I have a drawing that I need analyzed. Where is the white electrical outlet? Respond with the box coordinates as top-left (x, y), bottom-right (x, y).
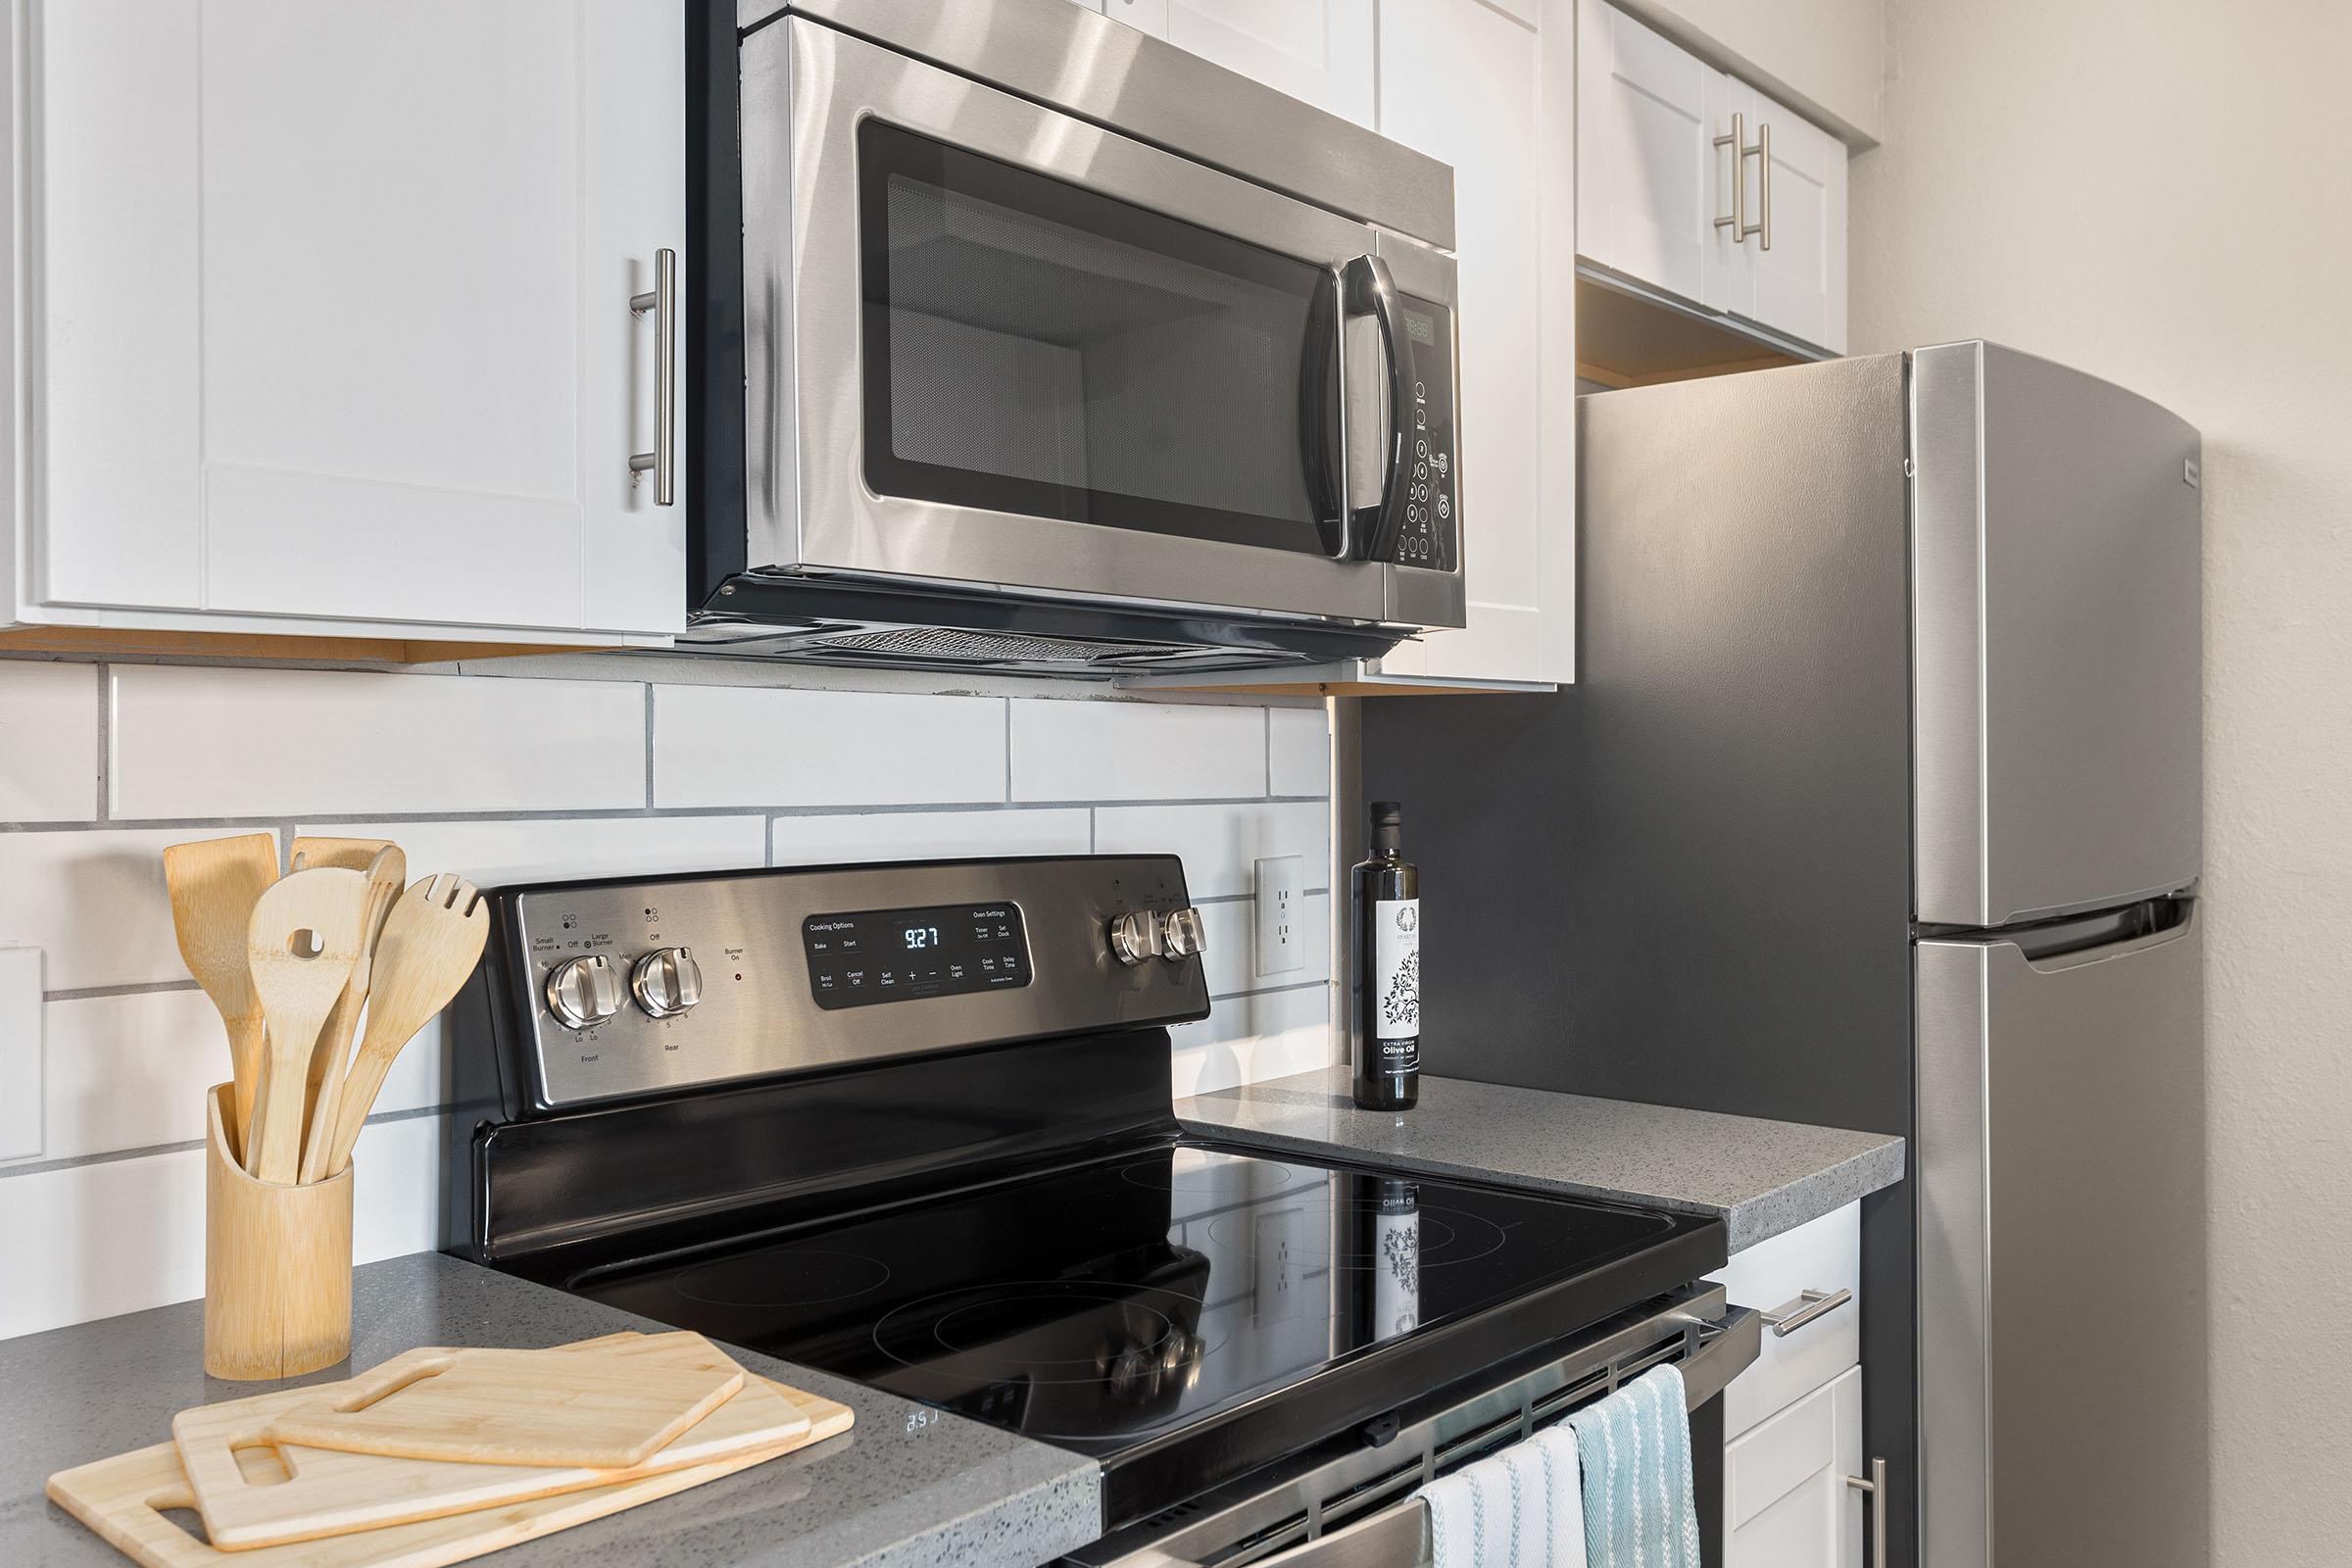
top-left (0, 946), bottom-right (42, 1163)
top-left (1254, 856), bottom-right (1306, 977)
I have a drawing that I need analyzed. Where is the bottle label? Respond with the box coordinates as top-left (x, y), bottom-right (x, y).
top-left (1373, 898), bottom-right (1421, 1054)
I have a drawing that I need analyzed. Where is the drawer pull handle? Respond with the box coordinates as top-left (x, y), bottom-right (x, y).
top-left (1761, 1287), bottom-right (1851, 1338)
top-left (1846, 1457), bottom-right (1886, 1567)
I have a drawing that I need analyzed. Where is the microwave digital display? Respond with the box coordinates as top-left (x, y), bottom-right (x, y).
top-left (1403, 309), bottom-right (1438, 348)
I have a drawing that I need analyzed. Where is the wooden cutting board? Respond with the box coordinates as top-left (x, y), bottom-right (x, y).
top-left (173, 1333), bottom-right (814, 1549)
top-left (261, 1333), bottom-right (743, 1468)
top-left (46, 1381), bottom-right (853, 1568)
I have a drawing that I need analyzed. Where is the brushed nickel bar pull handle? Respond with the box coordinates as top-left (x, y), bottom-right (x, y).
top-left (1846, 1456), bottom-right (1886, 1567)
top-left (1756, 120), bottom-right (1773, 250)
top-left (1761, 1286), bottom-right (1851, 1337)
top-left (629, 248), bottom-right (676, 507)
top-left (1712, 112), bottom-right (1746, 236)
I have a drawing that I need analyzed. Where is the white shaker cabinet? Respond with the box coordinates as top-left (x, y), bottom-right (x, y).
top-left (1154, 0), bottom-right (1378, 130)
top-left (1577, 0), bottom-right (1846, 354)
top-left (1370, 0), bottom-right (1573, 685)
top-left (1725, 1366), bottom-right (1866, 1568)
top-left (10, 0), bottom-right (685, 643)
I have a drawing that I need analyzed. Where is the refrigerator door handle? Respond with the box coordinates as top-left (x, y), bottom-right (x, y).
top-left (2004, 895), bottom-right (2195, 968)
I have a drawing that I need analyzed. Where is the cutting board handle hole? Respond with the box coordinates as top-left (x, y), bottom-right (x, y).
top-left (154, 1503), bottom-right (214, 1544)
top-left (230, 1443), bottom-right (293, 1487)
top-left (331, 1362), bottom-right (446, 1413)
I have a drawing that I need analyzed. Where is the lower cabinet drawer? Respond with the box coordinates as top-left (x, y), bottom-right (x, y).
top-left (1725, 1366), bottom-right (1863, 1568)
top-left (1706, 1200), bottom-right (1861, 1437)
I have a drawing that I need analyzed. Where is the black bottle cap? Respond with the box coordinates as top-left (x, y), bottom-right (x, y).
top-left (1369, 801), bottom-right (1403, 826)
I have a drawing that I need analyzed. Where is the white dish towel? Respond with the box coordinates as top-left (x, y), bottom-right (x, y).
top-left (1420, 1423), bottom-right (1587, 1568)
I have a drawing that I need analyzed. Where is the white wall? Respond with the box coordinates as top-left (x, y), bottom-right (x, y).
top-left (1849, 3), bottom-right (2352, 1560)
top-left (0, 657), bottom-right (1335, 1340)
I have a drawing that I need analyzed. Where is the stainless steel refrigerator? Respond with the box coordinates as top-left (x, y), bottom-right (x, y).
top-left (1360, 341), bottom-right (2205, 1568)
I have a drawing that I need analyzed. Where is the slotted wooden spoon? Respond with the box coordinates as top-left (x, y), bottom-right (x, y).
top-left (243, 867), bottom-right (368, 1184)
top-left (291, 841), bottom-right (405, 1183)
top-left (162, 833), bottom-right (280, 1155)
top-left (320, 874), bottom-right (490, 1177)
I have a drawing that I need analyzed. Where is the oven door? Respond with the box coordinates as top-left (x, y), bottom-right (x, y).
top-left (741, 16), bottom-right (1458, 626)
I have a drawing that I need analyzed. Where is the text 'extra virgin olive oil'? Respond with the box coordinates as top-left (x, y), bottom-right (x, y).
top-left (1350, 801), bottom-right (1421, 1110)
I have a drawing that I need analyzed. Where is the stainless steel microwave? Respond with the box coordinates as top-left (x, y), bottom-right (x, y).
top-left (684, 0), bottom-right (1466, 677)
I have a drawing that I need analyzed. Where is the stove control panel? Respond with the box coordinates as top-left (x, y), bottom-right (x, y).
top-left (494, 856), bottom-right (1208, 1109)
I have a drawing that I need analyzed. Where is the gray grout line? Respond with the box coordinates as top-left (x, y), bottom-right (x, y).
top-left (0, 1103), bottom-right (447, 1180)
top-left (1003, 699), bottom-right (1013, 803)
top-left (643, 684), bottom-right (657, 808)
top-left (1208, 979), bottom-right (1333, 1004)
top-left (1193, 889), bottom-right (1329, 905)
top-left (44, 980), bottom-right (203, 1003)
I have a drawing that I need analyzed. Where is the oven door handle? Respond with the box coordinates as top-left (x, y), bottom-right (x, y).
top-left (1174, 1304), bottom-right (1764, 1568)
top-left (1341, 253), bottom-right (1410, 564)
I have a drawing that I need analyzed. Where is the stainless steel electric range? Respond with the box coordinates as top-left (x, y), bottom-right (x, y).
top-left (445, 857), bottom-right (1758, 1565)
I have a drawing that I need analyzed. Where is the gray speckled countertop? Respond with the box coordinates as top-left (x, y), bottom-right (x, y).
top-left (0, 1252), bottom-right (1098, 1568)
top-left (1179, 1068), bottom-right (1904, 1252)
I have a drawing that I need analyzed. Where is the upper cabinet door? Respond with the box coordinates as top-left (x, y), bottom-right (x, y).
top-left (27, 1), bottom-right (685, 636)
top-left (1576, 0), bottom-right (1713, 305)
top-left (1730, 83), bottom-right (1848, 353)
top-left (1161, 0), bottom-right (1377, 129)
top-left (1375, 0), bottom-right (1559, 683)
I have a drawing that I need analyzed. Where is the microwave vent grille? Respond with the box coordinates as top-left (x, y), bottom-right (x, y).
top-left (808, 625), bottom-right (1199, 666)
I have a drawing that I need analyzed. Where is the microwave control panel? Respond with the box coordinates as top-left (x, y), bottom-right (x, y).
top-left (1392, 293), bottom-right (1457, 573)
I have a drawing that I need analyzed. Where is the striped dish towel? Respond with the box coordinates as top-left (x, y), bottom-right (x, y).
top-left (1562, 1363), bottom-right (1702, 1568)
top-left (1421, 1424), bottom-right (1587, 1568)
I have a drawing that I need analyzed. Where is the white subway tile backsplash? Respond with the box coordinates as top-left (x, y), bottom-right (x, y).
top-left (769, 808), bottom-right (1090, 866)
top-left (6, 661), bottom-right (1332, 1343)
top-left (40, 989), bottom-right (222, 1161)
top-left (1170, 985), bottom-right (1334, 1099)
top-left (1267, 705), bottom-right (1329, 797)
top-left (0, 1114), bottom-right (448, 1340)
top-left (0, 662), bottom-right (99, 820)
top-left (0, 828), bottom-right (199, 991)
top-left (1201, 892), bottom-right (1330, 999)
top-left (111, 666), bottom-right (645, 819)
top-left (308, 816), bottom-right (769, 889)
top-left (0, 1146), bottom-right (205, 1339)
top-left (655, 685), bottom-right (1004, 808)
top-left (1009, 700), bottom-right (1265, 802)
top-left (1094, 801), bottom-right (1329, 899)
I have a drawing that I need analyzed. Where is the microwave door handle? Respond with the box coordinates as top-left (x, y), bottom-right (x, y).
top-left (1342, 254), bottom-right (1410, 563)
top-left (1302, 268), bottom-right (1349, 559)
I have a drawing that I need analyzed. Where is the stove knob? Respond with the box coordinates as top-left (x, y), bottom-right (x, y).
top-left (545, 955), bottom-right (623, 1030)
top-left (1161, 906), bottom-right (1206, 961)
top-left (630, 946), bottom-right (704, 1019)
top-left (1108, 908), bottom-right (1164, 966)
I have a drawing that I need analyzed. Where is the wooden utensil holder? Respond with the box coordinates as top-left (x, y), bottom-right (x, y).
top-left (203, 1082), bottom-right (353, 1380)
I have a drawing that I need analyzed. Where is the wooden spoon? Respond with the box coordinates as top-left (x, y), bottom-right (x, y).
top-left (290, 841), bottom-right (406, 1183)
top-left (162, 834), bottom-right (280, 1156)
top-left (243, 867), bottom-right (368, 1184)
top-left (321, 874), bottom-right (490, 1177)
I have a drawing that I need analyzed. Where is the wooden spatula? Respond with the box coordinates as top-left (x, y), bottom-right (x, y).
top-left (319, 874), bottom-right (490, 1177)
top-left (162, 834), bottom-right (280, 1155)
top-left (291, 842), bottom-right (405, 1183)
top-left (243, 867), bottom-right (368, 1184)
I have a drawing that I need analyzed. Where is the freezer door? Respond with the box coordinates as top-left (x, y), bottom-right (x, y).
top-left (1916, 903), bottom-right (2205, 1568)
top-left (1911, 341), bottom-right (2203, 927)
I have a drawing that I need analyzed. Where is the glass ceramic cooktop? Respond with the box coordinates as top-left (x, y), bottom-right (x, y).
top-left (573, 1142), bottom-right (1683, 1455)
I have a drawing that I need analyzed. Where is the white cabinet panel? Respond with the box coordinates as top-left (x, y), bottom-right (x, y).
top-left (1731, 82), bottom-right (1846, 352)
top-left (1165, 0), bottom-right (1376, 128)
top-left (24, 1), bottom-right (685, 637)
top-left (1708, 1200), bottom-right (1862, 1437)
top-left (1725, 1366), bottom-right (1864, 1568)
top-left (1375, 0), bottom-right (1567, 685)
top-left (1577, 0), bottom-right (1712, 305)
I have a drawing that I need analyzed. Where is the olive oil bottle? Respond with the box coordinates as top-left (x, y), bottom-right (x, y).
top-left (1349, 801), bottom-right (1421, 1110)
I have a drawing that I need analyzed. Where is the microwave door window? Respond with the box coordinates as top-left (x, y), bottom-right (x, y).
top-left (858, 122), bottom-right (1343, 558)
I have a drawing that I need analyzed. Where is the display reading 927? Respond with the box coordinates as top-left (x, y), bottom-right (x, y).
top-left (802, 903), bottom-right (1030, 1009)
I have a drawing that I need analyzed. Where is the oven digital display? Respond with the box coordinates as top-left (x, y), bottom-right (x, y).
top-left (802, 903), bottom-right (1030, 1009)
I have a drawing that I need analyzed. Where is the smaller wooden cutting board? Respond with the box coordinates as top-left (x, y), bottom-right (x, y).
top-left (47, 1379), bottom-right (853, 1568)
top-left (262, 1333), bottom-right (742, 1468)
top-left (173, 1332), bottom-right (813, 1549)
